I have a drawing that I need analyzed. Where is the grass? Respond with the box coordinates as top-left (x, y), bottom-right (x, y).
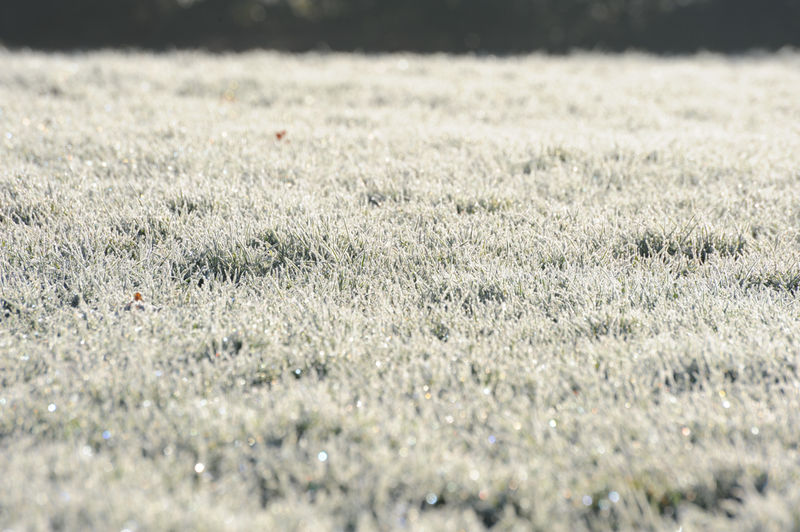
top-left (1, 49), bottom-right (800, 530)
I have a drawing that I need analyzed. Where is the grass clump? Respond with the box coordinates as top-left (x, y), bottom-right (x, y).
top-left (740, 271), bottom-right (800, 294)
top-left (0, 201), bottom-right (49, 226)
top-left (619, 225), bottom-right (747, 264)
top-left (165, 194), bottom-right (215, 217)
top-left (175, 243), bottom-right (272, 285)
top-left (454, 197), bottom-right (513, 215)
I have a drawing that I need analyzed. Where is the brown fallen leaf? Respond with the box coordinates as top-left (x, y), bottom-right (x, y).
top-left (123, 292), bottom-right (156, 312)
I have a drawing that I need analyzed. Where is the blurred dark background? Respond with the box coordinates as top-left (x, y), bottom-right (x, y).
top-left (1, 0), bottom-right (798, 53)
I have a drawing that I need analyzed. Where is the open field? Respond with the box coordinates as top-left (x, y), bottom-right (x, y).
top-left (1, 49), bottom-right (800, 530)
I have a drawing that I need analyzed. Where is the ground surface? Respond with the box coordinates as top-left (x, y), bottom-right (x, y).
top-left (1, 50), bottom-right (800, 531)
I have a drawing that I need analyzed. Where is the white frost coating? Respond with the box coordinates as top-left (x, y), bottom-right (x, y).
top-left (0, 50), bottom-right (799, 530)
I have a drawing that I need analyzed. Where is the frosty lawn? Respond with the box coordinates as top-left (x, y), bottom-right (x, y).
top-left (1, 50), bottom-right (799, 530)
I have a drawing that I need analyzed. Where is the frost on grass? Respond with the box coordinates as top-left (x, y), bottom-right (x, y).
top-left (1, 50), bottom-right (800, 530)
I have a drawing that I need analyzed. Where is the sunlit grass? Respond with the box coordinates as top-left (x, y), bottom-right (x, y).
top-left (1, 49), bottom-right (799, 530)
